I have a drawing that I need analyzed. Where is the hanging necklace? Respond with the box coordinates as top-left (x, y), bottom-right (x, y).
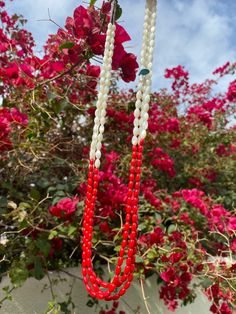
top-left (82, 0), bottom-right (157, 301)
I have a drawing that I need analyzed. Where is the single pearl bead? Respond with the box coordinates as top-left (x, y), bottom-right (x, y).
top-left (101, 110), bottom-right (106, 117)
top-left (105, 74), bottom-right (111, 82)
top-left (95, 159), bottom-right (100, 168)
top-left (100, 117), bottom-right (106, 125)
top-left (143, 103), bottom-right (149, 112)
top-left (92, 133), bottom-right (97, 141)
top-left (141, 121), bottom-right (148, 130)
top-left (95, 150), bottom-right (101, 159)
top-left (99, 125), bottom-right (105, 133)
top-left (144, 94), bottom-right (150, 103)
top-left (133, 127), bottom-right (139, 136)
top-left (132, 136), bottom-right (138, 146)
top-left (134, 119), bottom-right (139, 127)
top-left (136, 90), bottom-right (142, 100)
top-left (96, 142), bottom-right (102, 150)
top-left (109, 43), bottom-right (114, 51)
top-left (91, 141), bottom-right (96, 149)
top-left (90, 150), bottom-right (95, 159)
top-left (134, 108), bottom-right (140, 118)
top-left (93, 125), bottom-right (99, 132)
top-left (94, 117), bottom-right (99, 124)
top-left (98, 133), bottom-right (103, 141)
top-left (142, 112), bottom-right (149, 121)
top-left (140, 129), bottom-right (147, 140)
top-left (136, 99), bottom-right (142, 108)
top-left (105, 64), bottom-right (111, 71)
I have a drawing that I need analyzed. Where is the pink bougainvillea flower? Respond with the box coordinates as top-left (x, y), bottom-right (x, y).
top-left (226, 80), bottom-right (236, 102)
top-left (227, 217), bottom-right (236, 232)
top-left (115, 23), bottom-right (131, 44)
top-left (101, 1), bottom-right (111, 14)
top-left (120, 53), bottom-right (138, 82)
top-left (49, 197), bottom-right (79, 219)
top-left (10, 108), bottom-right (28, 126)
top-left (73, 6), bottom-right (94, 38)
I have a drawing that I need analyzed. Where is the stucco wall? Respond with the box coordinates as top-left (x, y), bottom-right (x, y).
top-left (0, 268), bottom-right (212, 314)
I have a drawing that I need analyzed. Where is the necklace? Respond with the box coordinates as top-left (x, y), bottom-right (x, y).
top-left (82, 0), bottom-right (157, 301)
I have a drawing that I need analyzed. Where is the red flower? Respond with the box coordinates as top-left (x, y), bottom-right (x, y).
top-left (101, 2), bottom-right (111, 14)
top-left (228, 217), bottom-right (236, 232)
top-left (139, 227), bottom-right (164, 247)
top-left (230, 239), bottom-right (236, 252)
top-left (165, 65), bottom-right (188, 80)
top-left (160, 267), bottom-right (179, 285)
top-left (115, 24), bottom-right (131, 44)
top-left (213, 61), bottom-right (230, 76)
top-left (219, 302), bottom-right (232, 314)
top-left (119, 53), bottom-right (138, 82)
top-left (89, 33), bottom-right (106, 55)
top-left (169, 252), bottom-right (183, 264)
top-left (49, 197), bottom-right (79, 219)
top-left (151, 148), bottom-right (176, 178)
top-left (99, 221), bottom-right (111, 234)
top-left (1, 63), bottom-right (19, 79)
top-left (227, 80), bottom-right (236, 102)
top-left (10, 108), bottom-right (28, 126)
top-left (73, 6), bottom-right (93, 39)
top-left (49, 237), bottom-right (63, 258)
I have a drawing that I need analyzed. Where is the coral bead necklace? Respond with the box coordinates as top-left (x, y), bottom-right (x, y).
top-left (82, 0), bottom-right (157, 300)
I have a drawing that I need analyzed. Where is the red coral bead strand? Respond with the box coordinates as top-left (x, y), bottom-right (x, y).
top-left (82, 143), bottom-right (143, 299)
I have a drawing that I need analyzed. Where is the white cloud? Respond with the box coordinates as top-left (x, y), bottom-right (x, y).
top-left (6, 0), bottom-right (79, 52)
top-left (6, 0), bottom-right (236, 93)
top-left (120, 0), bottom-right (235, 92)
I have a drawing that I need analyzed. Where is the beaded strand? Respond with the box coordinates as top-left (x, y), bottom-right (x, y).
top-left (82, 0), bottom-right (157, 301)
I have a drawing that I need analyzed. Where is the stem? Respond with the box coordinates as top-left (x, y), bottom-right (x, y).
top-left (140, 278), bottom-right (152, 314)
top-left (111, 0), bottom-right (117, 24)
top-left (35, 61), bottom-right (85, 89)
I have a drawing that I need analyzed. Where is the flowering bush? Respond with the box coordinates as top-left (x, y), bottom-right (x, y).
top-left (0, 1), bottom-right (235, 313)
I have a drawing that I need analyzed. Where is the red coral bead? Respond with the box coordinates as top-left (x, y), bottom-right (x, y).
top-left (117, 257), bottom-right (123, 266)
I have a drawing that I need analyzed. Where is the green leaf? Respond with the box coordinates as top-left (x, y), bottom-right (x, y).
top-left (59, 42), bottom-right (75, 51)
top-left (147, 249), bottom-right (157, 259)
top-left (52, 196), bottom-right (65, 206)
top-left (34, 256), bottom-right (44, 280)
top-left (139, 68), bottom-right (150, 76)
top-left (36, 239), bottom-right (51, 257)
top-left (114, 245), bottom-right (121, 252)
top-left (135, 256), bottom-right (143, 263)
top-left (47, 92), bottom-right (57, 100)
top-left (167, 224), bottom-right (176, 234)
top-left (0, 197), bottom-right (7, 215)
top-left (52, 102), bottom-right (63, 115)
top-left (0, 196), bottom-right (7, 208)
top-left (115, 4), bottom-right (122, 21)
top-left (90, 0), bottom-right (97, 6)
top-left (68, 225), bottom-right (77, 237)
top-left (0, 207), bottom-right (7, 215)
top-left (30, 189), bottom-right (40, 201)
top-left (201, 278), bottom-right (213, 288)
top-left (9, 263), bottom-right (29, 287)
top-left (48, 230), bottom-right (58, 240)
top-left (59, 302), bottom-right (70, 314)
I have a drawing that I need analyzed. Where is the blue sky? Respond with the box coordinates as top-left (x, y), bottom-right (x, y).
top-left (5, 0), bottom-right (236, 93)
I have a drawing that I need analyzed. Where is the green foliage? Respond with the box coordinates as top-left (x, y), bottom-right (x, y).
top-left (59, 42), bottom-right (75, 51)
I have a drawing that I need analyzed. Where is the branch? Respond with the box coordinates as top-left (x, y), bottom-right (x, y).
top-left (140, 278), bottom-right (152, 314)
top-left (35, 61), bottom-right (85, 89)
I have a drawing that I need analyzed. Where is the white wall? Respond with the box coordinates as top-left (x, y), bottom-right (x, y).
top-left (0, 268), bottom-right (212, 314)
